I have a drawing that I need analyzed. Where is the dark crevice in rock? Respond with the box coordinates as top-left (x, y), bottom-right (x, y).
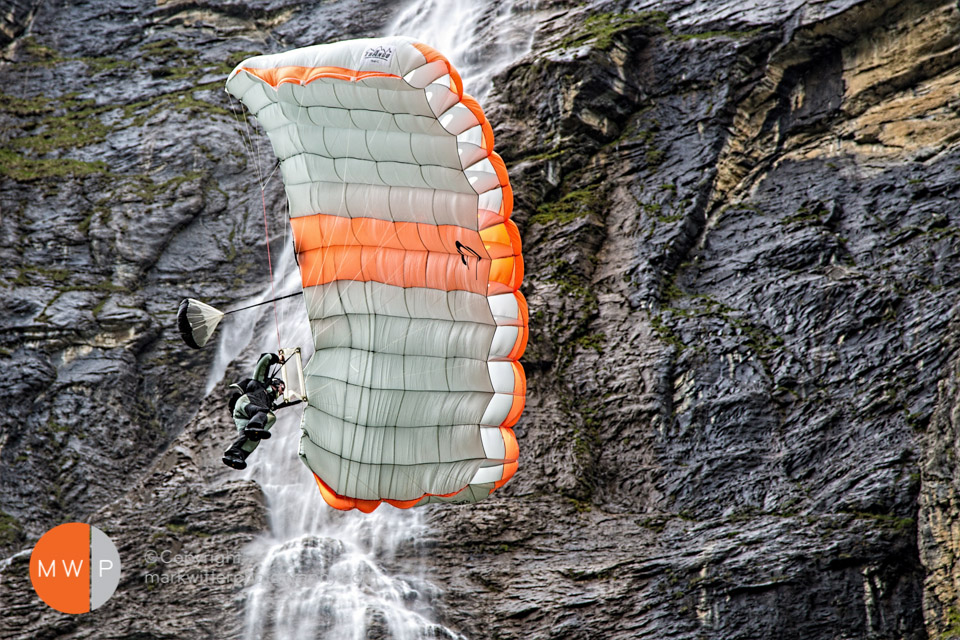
top-left (0, 0), bottom-right (42, 48)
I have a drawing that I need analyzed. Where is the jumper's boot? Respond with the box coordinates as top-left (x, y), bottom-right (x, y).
top-left (222, 437), bottom-right (249, 470)
top-left (244, 412), bottom-right (271, 441)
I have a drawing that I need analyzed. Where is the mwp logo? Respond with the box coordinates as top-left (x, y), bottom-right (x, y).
top-left (29, 523), bottom-right (121, 613)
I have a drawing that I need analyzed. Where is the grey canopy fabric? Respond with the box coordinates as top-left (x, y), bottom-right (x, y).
top-left (225, 37), bottom-right (526, 512)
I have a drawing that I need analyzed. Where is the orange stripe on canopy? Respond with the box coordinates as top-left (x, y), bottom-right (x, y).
top-left (411, 42), bottom-right (464, 98)
top-left (290, 213), bottom-right (523, 295)
top-left (313, 472), bottom-right (481, 512)
top-left (238, 65), bottom-right (401, 87)
top-left (461, 95), bottom-right (495, 151)
top-left (494, 461), bottom-right (519, 489)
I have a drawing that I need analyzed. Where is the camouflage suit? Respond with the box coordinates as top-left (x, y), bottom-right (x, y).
top-left (222, 353), bottom-right (281, 468)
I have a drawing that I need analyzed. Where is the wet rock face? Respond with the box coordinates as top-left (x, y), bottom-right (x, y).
top-left (1, 0), bottom-right (959, 638)
top-left (0, 0), bottom-right (398, 545)
top-left (425, 1), bottom-right (958, 638)
top-left (920, 318), bottom-right (960, 637)
top-left (0, 1), bottom-right (396, 635)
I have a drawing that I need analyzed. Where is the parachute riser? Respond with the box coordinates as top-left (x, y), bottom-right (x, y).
top-left (278, 347), bottom-right (307, 404)
top-left (176, 293), bottom-right (303, 350)
top-left (224, 291), bottom-right (302, 316)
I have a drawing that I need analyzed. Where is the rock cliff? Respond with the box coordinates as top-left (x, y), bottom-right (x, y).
top-left (1, 0), bottom-right (959, 638)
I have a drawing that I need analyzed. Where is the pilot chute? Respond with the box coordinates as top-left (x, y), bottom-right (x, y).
top-left (176, 292), bottom-right (302, 349)
top-left (225, 37), bottom-right (527, 512)
top-left (177, 298), bottom-right (224, 349)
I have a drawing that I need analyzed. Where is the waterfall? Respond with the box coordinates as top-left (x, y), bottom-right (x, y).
top-left (390, 0), bottom-right (541, 102)
top-left (230, 263), bottom-right (456, 640)
top-left (207, 2), bottom-right (542, 637)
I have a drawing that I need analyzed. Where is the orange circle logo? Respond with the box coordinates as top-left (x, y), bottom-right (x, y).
top-left (29, 523), bottom-right (121, 613)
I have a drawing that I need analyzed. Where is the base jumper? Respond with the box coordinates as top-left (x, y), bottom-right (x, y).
top-left (222, 352), bottom-right (287, 470)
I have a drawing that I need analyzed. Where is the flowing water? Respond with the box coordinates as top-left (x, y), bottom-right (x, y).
top-left (390, 0), bottom-right (541, 102)
top-left (210, 2), bottom-right (544, 637)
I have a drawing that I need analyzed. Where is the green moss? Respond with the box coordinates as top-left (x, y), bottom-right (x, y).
top-left (41, 415), bottom-right (71, 436)
top-left (650, 315), bottom-right (686, 351)
top-left (638, 517), bottom-right (667, 533)
top-left (567, 497), bottom-right (592, 513)
top-left (0, 511), bottom-right (22, 547)
top-left (140, 38), bottom-right (195, 61)
top-left (732, 317), bottom-right (785, 356)
top-left (940, 607), bottom-right (960, 639)
top-left (140, 39), bottom-right (204, 80)
top-left (531, 186), bottom-right (602, 226)
top-left (91, 296), bottom-right (109, 318)
top-left (781, 210), bottom-right (821, 225)
top-left (77, 211), bottom-right (96, 234)
top-left (86, 280), bottom-right (128, 294)
top-left (659, 268), bottom-right (782, 359)
top-left (726, 506), bottom-right (762, 523)
top-left (905, 410), bottom-right (927, 431)
top-left (217, 50), bottom-right (265, 74)
top-left (138, 42), bottom-right (259, 83)
top-left (168, 88), bottom-right (232, 117)
top-left (123, 82), bottom-right (232, 126)
top-left (517, 146), bottom-right (564, 164)
top-left (845, 510), bottom-right (916, 533)
top-left (17, 36), bottom-right (65, 66)
top-left (735, 202), bottom-right (766, 215)
top-left (0, 92), bottom-right (119, 181)
top-left (0, 149), bottom-right (108, 182)
top-left (537, 251), bottom-right (608, 502)
top-left (654, 279), bottom-right (787, 363)
top-left (1, 85), bottom-right (230, 187)
top-left (559, 11), bottom-right (670, 51)
top-left (645, 148), bottom-right (666, 167)
top-left (656, 211), bottom-right (684, 223)
top-left (574, 332), bottom-right (606, 353)
top-left (781, 201), bottom-right (828, 226)
top-left (0, 93), bottom-right (54, 117)
top-left (81, 56), bottom-right (136, 75)
top-left (615, 122), bottom-right (656, 147)
top-left (13, 36), bottom-right (136, 76)
top-left (661, 277), bottom-right (684, 302)
top-left (12, 264), bottom-right (71, 285)
top-left (545, 259), bottom-right (597, 304)
top-left (133, 171), bottom-right (205, 203)
top-left (11, 99), bottom-right (113, 155)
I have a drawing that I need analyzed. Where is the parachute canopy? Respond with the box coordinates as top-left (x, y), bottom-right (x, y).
top-left (177, 298), bottom-right (225, 349)
top-left (225, 37), bottom-right (527, 512)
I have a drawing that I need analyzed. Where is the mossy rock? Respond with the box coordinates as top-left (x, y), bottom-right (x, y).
top-left (559, 12), bottom-right (669, 51)
top-left (0, 510), bottom-right (24, 548)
